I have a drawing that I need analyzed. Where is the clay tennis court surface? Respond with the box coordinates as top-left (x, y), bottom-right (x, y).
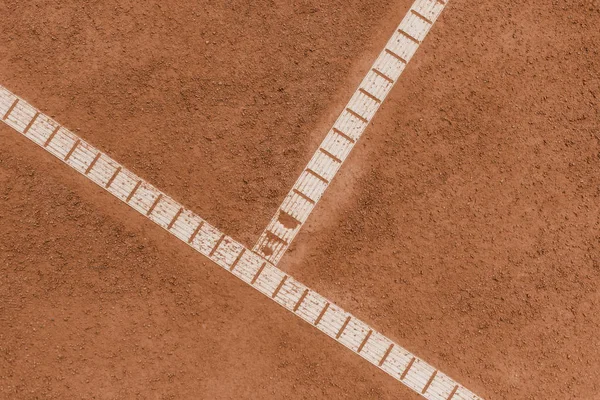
top-left (1, 0), bottom-right (599, 398)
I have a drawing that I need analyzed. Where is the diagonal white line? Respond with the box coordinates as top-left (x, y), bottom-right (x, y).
top-left (253, 0), bottom-right (449, 265)
top-left (0, 83), bottom-right (482, 399)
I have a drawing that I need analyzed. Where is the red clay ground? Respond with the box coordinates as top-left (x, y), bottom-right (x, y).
top-left (2, 0), bottom-right (600, 399)
top-left (0, 0), bottom-right (411, 246)
top-left (285, 1), bottom-right (600, 399)
top-left (0, 145), bottom-right (420, 399)
top-left (0, 0), bottom-right (427, 399)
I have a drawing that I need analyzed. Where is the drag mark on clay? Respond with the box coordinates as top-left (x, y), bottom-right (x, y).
top-left (253, 0), bottom-right (450, 265)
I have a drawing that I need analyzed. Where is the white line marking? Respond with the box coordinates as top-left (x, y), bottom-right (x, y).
top-left (253, 0), bottom-right (448, 264)
top-left (0, 69), bottom-right (481, 400)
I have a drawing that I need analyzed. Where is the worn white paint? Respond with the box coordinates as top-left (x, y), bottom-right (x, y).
top-left (254, 0), bottom-right (449, 266)
top-left (0, 3), bottom-right (482, 396)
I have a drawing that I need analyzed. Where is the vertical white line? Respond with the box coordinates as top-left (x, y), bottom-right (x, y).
top-left (253, 0), bottom-right (449, 265)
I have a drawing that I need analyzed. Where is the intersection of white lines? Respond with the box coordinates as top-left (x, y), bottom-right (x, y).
top-left (0, 0), bottom-right (483, 398)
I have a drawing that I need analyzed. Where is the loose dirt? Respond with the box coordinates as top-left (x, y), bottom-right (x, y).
top-left (284, 1), bottom-right (600, 399)
top-left (3, 0), bottom-right (599, 398)
top-left (0, 0), bottom-right (430, 399)
top-left (0, 139), bottom-right (421, 399)
top-left (0, 0), bottom-right (409, 246)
